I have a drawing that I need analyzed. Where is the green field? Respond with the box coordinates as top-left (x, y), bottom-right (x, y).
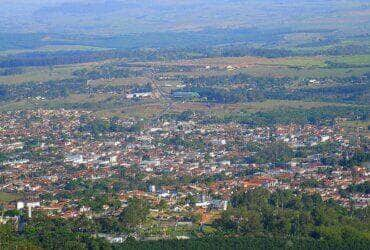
top-left (0, 192), bottom-right (21, 203)
top-left (0, 45), bottom-right (107, 56)
top-left (0, 65), bottom-right (81, 84)
top-left (240, 65), bottom-right (370, 78)
top-left (329, 55), bottom-right (370, 66)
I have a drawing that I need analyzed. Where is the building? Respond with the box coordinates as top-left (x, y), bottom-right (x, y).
top-left (126, 92), bottom-right (152, 99)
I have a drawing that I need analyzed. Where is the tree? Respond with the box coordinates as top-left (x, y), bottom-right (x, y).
top-left (119, 198), bottom-right (150, 228)
top-left (252, 142), bottom-right (293, 164)
top-left (157, 200), bottom-right (168, 211)
top-left (238, 209), bottom-right (263, 233)
top-left (191, 213), bottom-right (202, 224)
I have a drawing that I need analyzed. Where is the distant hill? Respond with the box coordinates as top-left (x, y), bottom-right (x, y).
top-left (0, 0), bottom-right (369, 35)
top-left (0, 0), bottom-right (369, 52)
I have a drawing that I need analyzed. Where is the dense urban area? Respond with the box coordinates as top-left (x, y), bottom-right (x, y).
top-left (0, 0), bottom-right (369, 249)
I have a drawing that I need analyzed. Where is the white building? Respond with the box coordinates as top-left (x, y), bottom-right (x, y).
top-left (148, 185), bottom-right (156, 193)
top-left (65, 154), bottom-right (84, 164)
top-left (17, 201), bottom-right (25, 210)
top-left (126, 92), bottom-right (152, 99)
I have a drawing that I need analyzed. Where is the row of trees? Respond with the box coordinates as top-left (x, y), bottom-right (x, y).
top-left (117, 235), bottom-right (370, 250)
top-left (199, 106), bottom-right (369, 127)
top-left (271, 83), bottom-right (370, 104)
top-left (345, 181), bottom-right (370, 195)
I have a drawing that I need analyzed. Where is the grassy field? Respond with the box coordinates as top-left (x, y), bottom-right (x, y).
top-left (0, 93), bottom-right (116, 111)
top-left (328, 55), bottom-right (370, 66)
top-left (0, 192), bottom-right (22, 203)
top-left (87, 77), bottom-right (150, 87)
top-left (0, 65), bottom-right (79, 84)
top-left (0, 45), bottom-right (107, 56)
top-left (239, 65), bottom-right (370, 78)
top-left (263, 57), bottom-right (327, 68)
top-left (97, 100), bottom-right (167, 119)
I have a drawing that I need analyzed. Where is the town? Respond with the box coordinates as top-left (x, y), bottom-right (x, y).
top-left (0, 1), bottom-right (369, 247)
top-left (0, 108), bottom-right (368, 242)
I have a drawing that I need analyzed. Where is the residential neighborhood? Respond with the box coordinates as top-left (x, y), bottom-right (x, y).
top-left (0, 109), bottom-right (368, 241)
